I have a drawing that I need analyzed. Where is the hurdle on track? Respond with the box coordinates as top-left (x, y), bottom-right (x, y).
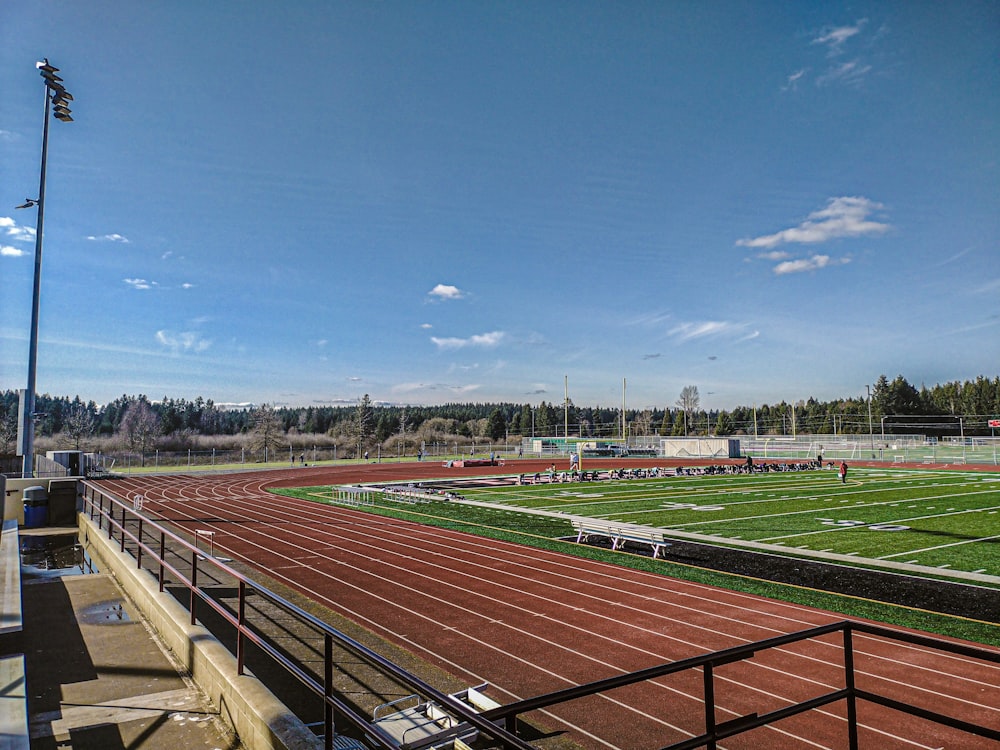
top-left (334, 486), bottom-right (375, 507)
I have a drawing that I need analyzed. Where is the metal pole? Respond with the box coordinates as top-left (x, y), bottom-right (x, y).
top-left (564, 375), bottom-right (569, 438)
top-left (866, 385), bottom-right (874, 454)
top-left (21, 86), bottom-right (52, 478)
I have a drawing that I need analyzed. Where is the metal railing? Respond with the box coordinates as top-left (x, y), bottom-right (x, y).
top-left (80, 481), bottom-right (1000, 750)
top-left (480, 619), bottom-right (1000, 749)
top-left (80, 481), bottom-right (535, 750)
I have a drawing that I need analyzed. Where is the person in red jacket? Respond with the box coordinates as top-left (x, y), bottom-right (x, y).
top-left (839, 461), bottom-right (848, 483)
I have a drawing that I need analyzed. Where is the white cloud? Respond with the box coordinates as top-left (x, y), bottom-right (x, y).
top-left (757, 250), bottom-right (791, 261)
top-left (736, 196), bottom-right (890, 249)
top-left (428, 283), bottom-right (465, 300)
top-left (773, 254), bottom-right (851, 275)
top-left (155, 330), bottom-right (211, 353)
top-left (668, 321), bottom-right (737, 342)
top-left (816, 60), bottom-right (872, 87)
top-left (1, 216), bottom-right (36, 243)
top-left (420, 323), bottom-right (433, 329)
top-left (87, 233), bottom-right (130, 243)
top-left (783, 68), bottom-right (807, 91)
top-left (431, 330), bottom-right (505, 350)
top-left (812, 20), bottom-right (867, 55)
top-left (1, 245), bottom-right (26, 257)
top-left (181, 282), bottom-right (194, 289)
top-left (124, 278), bottom-right (156, 290)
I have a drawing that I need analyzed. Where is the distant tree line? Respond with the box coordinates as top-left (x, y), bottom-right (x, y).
top-left (1, 373), bottom-right (998, 458)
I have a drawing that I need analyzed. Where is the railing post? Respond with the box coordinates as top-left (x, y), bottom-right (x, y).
top-left (190, 551), bottom-right (198, 626)
top-left (844, 624), bottom-right (859, 750)
top-left (158, 532), bottom-right (166, 592)
top-left (704, 662), bottom-right (717, 750)
top-left (237, 580), bottom-right (246, 676)
top-left (136, 518), bottom-right (143, 569)
top-left (325, 632), bottom-right (334, 750)
top-left (119, 504), bottom-right (127, 551)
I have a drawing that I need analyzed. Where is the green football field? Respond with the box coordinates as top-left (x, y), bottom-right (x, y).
top-left (456, 467), bottom-right (1000, 581)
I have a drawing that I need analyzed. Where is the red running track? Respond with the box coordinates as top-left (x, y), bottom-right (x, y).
top-left (98, 462), bottom-right (1000, 750)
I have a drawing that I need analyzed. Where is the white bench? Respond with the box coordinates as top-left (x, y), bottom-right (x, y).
top-left (572, 521), bottom-right (670, 559)
top-left (369, 684), bottom-right (498, 749)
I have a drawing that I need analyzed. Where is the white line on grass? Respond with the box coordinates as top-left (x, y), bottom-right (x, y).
top-left (877, 533), bottom-right (1000, 560)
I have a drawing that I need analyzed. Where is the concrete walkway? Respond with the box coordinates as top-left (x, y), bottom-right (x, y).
top-left (12, 528), bottom-right (240, 750)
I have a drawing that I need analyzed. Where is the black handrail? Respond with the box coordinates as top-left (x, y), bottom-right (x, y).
top-left (81, 481), bottom-right (535, 750)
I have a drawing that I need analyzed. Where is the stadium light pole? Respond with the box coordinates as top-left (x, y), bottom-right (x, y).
top-left (19, 59), bottom-right (74, 478)
top-left (865, 384), bottom-right (875, 456)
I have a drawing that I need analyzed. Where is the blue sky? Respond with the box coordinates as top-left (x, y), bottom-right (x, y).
top-left (2, 2), bottom-right (998, 411)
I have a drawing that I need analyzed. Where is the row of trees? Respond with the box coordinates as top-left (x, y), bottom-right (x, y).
top-left (2, 374), bottom-right (999, 458)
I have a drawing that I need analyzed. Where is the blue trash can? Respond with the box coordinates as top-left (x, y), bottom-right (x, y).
top-left (23, 486), bottom-right (48, 529)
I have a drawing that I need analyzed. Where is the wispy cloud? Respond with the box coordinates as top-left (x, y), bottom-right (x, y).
top-left (669, 321), bottom-right (740, 342)
top-left (973, 277), bottom-right (1000, 295)
top-left (181, 282), bottom-right (194, 289)
top-left (783, 68), bottom-right (807, 91)
top-left (626, 311), bottom-right (672, 326)
top-left (428, 283), bottom-right (465, 301)
top-left (87, 232), bottom-right (130, 243)
top-left (1, 216), bottom-right (36, 243)
top-left (124, 278), bottom-right (157, 290)
top-left (736, 196), bottom-right (890, 249)
top-left (756, 250), bottom-right (792, 261)
top-left (1, 245), bottom-right (26, 258)
top-left (812, 20), bottom-right (867, 56)
top-left (431, 330), bottom-right (505, 350)
top-left (816, 60), bottom-right (872, 87)
top-left (773, 254), bottom-right (851, 275)
top-left (155, 330), bottom-right (211, 353)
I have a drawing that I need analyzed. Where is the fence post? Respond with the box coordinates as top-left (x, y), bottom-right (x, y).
top-left (703, 662), bottom-right (717, 750)
top-left (844, 624), bottom-right (859, 750)
top-left (237, 580), bottom-right (246, 675)
top-left (324, 632), bottom-right (334, 750)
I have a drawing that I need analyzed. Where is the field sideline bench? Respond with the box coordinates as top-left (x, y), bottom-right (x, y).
top-left (572, 520), bottom-right (671, 559)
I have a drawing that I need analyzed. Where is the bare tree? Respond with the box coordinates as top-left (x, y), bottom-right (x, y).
top-left (118, 400), bottom-right (160, 466)
top-left (62, 404), bottom-right (95, 450)
top-left (634, 409), bottom-right (654, 436)
top-left (676, 385), bottom-right (700, 437)
top-left (248, 404), bottom-right (284, 462)
top-left (0, 410), bottom-right (17, 454)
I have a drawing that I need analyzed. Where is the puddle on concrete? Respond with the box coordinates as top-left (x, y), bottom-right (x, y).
top-left (19, 533), bottom-right (94, 578)
top-left (77, 599), bottom-right (132, 625)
